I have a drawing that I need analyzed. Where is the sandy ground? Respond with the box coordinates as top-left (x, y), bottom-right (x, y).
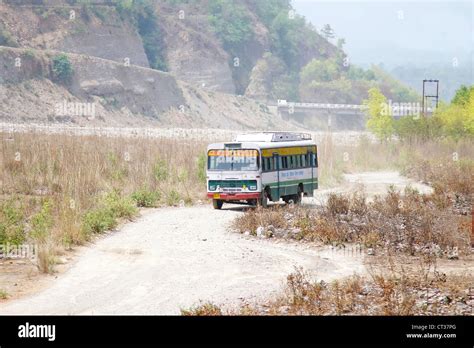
top-left (0, 172), bottom-right (435, 315)
top-left (308, 171), bottom-right (433, 206)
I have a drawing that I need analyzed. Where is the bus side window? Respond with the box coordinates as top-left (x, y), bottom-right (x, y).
top-left (262, 158), bottom-right (267, 172)
top-left (314, 153), bottom-right (318, 168)
top-left (296, 155), bottom-right (301, 168)
top-left (282, 156), bottom-right (287, 169)
top-left (301, 154), bottom-right (306, 167)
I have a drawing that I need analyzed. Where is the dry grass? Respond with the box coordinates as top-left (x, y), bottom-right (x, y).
top-left (184, 261), bottom-right (474, 316)
top-left (181, 302), bottom-right (223, 316)
top-left (0, 132), bottom-right (208, 271)
top-left (234, 187), bottom-right (471, 256)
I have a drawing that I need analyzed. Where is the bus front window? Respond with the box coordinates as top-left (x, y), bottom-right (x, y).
top-left (208, 149), bottom-right (259, 171)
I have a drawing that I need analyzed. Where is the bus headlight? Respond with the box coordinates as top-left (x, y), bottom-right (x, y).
top-left (209, 185), bottom-right (216, 191)
top-left (249, 185), bottom-right (257, 191)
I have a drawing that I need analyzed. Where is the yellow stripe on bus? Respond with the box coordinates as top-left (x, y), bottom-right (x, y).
top-left (208, 150), bottom-right (258, 157)
top-left (261, 146), bottom-right (316, 157)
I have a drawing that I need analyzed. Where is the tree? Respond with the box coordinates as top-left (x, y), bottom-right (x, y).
top-left (451, 85), bottom-right (474, 106)
top-left (209, 0), bottom-right (253, 52)
top-left (321, 24), bottom-right (335, 40)
top-left (300, 59), bottom-right (340, 84)
top-left (364, 88), bottom-right (394, 142)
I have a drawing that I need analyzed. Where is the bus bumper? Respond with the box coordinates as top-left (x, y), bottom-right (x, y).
top-left (207, 192), bottom-right (260, 201)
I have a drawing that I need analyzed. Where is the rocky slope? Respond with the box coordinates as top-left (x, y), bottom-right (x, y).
top-left (0, 0), bottom-right (416, 128)
top-left (0, 46), bottom-right (296, 129)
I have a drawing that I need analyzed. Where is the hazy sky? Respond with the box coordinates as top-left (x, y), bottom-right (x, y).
top-left (292, 0), bottom-right (473, 69)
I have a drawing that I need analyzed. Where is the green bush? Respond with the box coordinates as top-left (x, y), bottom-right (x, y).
top-left (82, 208), bottom-right (117, 235)
top-left (52, 54), bottom-right (73, 84)
top-left (82, 191), bottom-right (137, 235)
top-left (166, 190), bottom-right (181, 206)
top-left (30, 200), bottom-right (53, 242)
top-left (103, 191), bottom-right (137, 219)
top-left (131, 189), bottom-right (160, 207)
top-left (196, 153), bottom-right (207, 184)
top-left (153, 159), bottom-right (169, 182)
top-left (0, 199), bottom-right (25, 245)
top-left (0, 26), bottom-right (18, 47)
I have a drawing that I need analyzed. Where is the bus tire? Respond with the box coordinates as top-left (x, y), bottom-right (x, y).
top-left (213, 199), bottom-right (223, 210)
top-left (258, 190), bottom-right (269, 208)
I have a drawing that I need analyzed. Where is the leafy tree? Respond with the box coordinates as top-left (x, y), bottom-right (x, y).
top-left (321, 24), bottom-right (335, 40)
top-left (249, 0), bottom-right (291, 26)
top-left (347, 66), bottom-right (376, 81)
top-left (364, 88), bottom-right (394, 142)
top-left (269, 12), bottom-right (305, 69)
top-left (300, 59), bottom-right (340, 84)
top-left (208, 0), bottom-right (253, 52)
top-left (451, 85), bottom-right (474, 106)
top-left (114, 0), bottom-right (168, 71)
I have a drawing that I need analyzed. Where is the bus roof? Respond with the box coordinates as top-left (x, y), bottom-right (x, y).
top-left (207, 132), bottom-right (316, 151)
top-left (235, 132), bottom-right (312, 142)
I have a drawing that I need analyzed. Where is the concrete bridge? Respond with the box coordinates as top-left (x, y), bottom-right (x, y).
top-left (275, 100), bottom-right (432, 131)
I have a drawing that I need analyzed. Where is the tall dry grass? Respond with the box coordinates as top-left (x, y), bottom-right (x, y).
top-left (0, 132), bottom-right (208, 271)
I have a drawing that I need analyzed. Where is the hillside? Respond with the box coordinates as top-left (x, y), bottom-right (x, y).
top-left (0, 0), bottom-right (418, 128)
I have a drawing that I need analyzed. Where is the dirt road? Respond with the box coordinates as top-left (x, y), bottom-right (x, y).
top-left (0, 206), bottom-right (365, 315)
top-left (0, 171), bottom-right (429, 315)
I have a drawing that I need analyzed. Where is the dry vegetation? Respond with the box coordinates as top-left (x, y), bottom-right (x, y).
top-left (184, 261), bottom-right (473, 316)
top-left (0, 132), bottom-right (207, 272)
top-left (233, 186), bottom-right (472, 257)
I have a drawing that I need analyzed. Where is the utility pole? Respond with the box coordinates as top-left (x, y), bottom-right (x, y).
top-left (422, 79), bottom-right (439, 117)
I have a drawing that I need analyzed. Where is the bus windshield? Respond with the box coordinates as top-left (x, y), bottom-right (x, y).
top-left (208, 149), bottom-right (259, 171)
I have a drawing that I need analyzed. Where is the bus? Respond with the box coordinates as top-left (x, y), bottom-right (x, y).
top-left (206, 132), bottom-right (318, 209)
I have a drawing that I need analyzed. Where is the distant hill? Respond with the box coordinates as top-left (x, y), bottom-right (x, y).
top-left (0, 0), bottom-right (418, 127)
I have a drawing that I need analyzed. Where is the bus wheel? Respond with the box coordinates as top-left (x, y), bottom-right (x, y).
top-left (258, 190), bottom-right (269, 208)
top-left (212, 199), bottom-right (223, 210)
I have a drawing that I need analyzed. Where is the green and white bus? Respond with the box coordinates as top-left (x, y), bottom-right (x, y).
top-left (206, 132), bottom-right (318, 209)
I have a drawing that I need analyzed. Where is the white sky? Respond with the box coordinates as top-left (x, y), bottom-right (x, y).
top-left (292, 0), bottom-right (473, 68)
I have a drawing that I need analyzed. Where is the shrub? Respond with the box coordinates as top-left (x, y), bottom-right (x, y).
top-left (82, 191), bottom-right (137, 235)
top-left (165, 190), bottom-right (181, 206)
top-left (131, 188), bottom-right (160, 207)
top-left (181, 302), bottom-right (223, 316)
top-left (82, 207), bottom-right (117, 235)
top-left (0, 199), bottom-right (25, 245)
top-left (30, 200), bottom-right (53, 242)
top-left (52, 54), bottom-right (73, 84)
top-left (0, 26), bottom-right (18, 47)
top-left (196, 153), bottom-right (207, 184)
top-left (153, 160), bottom-right (169, 182)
